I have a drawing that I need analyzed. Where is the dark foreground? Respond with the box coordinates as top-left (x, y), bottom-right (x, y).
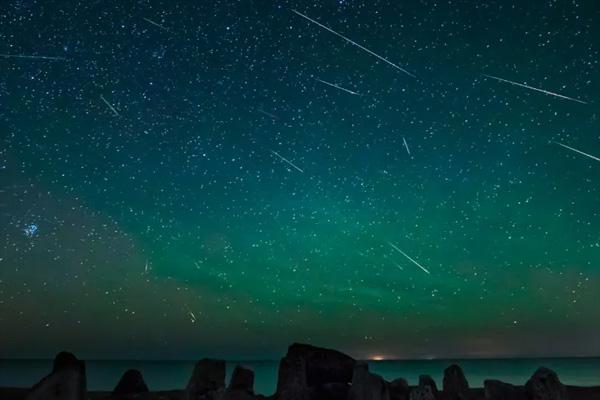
top-left (2, 343), bottom-right (599, 400)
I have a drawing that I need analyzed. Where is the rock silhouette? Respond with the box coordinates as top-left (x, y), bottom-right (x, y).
top-left (223, 365), bottom-right (256, 400)
top-left (443, 364), bottom-right (469, 399)
top-left (484, 380), bottom-right (527, 400)
top-left (185, 358), bottom-right (226, 400)
top-left (388, 378), bottom-right (410, 400)
top-left (348, 362), bottom-right (389, 400)
top-left (276, 343), bottom-right (356, 400)
top-left (229, 365), bottom-right (255, 393)
top-left (418, 375), bottom-right (438, 395)
top-left (409, 385), bottom-right (435, 400)
top-left (2, 344), bottom-right (600, 400)
top-left (525, 367), bottom-right (568, 400)
top-left (25, 351), bottom-right (86, 400)
top-left (112, 369), bottom-right (149, 398)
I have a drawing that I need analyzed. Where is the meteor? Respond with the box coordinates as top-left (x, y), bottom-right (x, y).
top-left (553, 141), bottom-right (600, 163)
top-left (388, 242), bottom-right (430, 275)
top-left (315, 78), bottom-right (360, 96)
top-left (142, 17), bottom-right (169, 32)
top-left (0, 53), bottom-right (67, 61)
top-left (100, 95), bottom-right (120, 117)
top-left (482, 74), bottom-right (587, 104)
top-left (270, 150), bottom-right (304, 173)
top-left (402, 137), bottom-right (411, 156)
top-left (291, 9), bottom-right (415, 78)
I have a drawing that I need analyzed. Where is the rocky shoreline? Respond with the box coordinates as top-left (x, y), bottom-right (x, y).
top-left (1, 343), bottom-right (599, 400)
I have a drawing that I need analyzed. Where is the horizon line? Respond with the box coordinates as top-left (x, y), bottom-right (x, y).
top-left (2, 354), bottom-right (600, 363)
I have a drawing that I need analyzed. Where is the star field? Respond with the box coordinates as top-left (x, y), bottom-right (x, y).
top-left (0, 0), bottom-right (599, 360)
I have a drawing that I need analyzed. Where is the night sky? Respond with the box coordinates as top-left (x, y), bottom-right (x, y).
top-left (1, 0), bottom-right (599, 361)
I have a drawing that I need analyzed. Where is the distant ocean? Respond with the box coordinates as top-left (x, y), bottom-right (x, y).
top-left (1, 358), bottom-right (600, 395)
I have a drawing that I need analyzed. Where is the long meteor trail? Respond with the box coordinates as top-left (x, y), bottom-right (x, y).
top-left (388, 242), bottom-right (430, 275)
top-left (315, 78), bottom-right (360, 95)
top-left (270, 150), bottom-right (304, 173)
top-left (553, 141), bottom-right (600, 163)
top-left (482, 74), bottom-right (587, 104)
top-left (0, 54), bottom-right (67, 61)
top-left (291, 9), bottom-right (415, 78)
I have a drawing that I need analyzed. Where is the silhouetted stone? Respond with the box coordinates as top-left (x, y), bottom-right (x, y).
top-left (229, 365), bottom-right (254, 393)
top-left (26, 351), bottom-right (86, 400)
top-left (275, 343), bottom-right (355, 400)
top-left (419, 375), bottom-right (438, 394)
top-left (389, 378), bottom-right (410, 400)
top-left (314, 382), bottom-right (351, 400)
top-left (348, 362), bottom-right (390, 400)
top-left (223, 390), bottom-right (256, 400)
top-left (185, 359), bottom-right (226, 400)
top-left (485, 380), bottom-right (527, 400)
top-left (443, 364), bottom-right (469, 399)
top-left (112, 369), bottom-right (149, 396)
top-left (410, 386), bottom-right (435, 400)
top-left (525, 368), bottom-right (568, 400)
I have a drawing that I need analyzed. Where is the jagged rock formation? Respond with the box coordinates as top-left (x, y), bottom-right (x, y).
top-left (525, 367), bottom-right (568, 400)
top-left (4, 344), bottom-right (600, 400)
top-left (112, 369), bottom-right (149, 398)
top-left (25, 351), bottom-right (86, 400)
top-left (184, 358), bottom-right (226, 400)
top-left (443, 364), bottom-right (469, 399)
top-left (484, 379), bottom-right (527, 400)
top-left (348, 362), bottom-right (389, 400)
top-left (275, 343), bottom-right (356, 400)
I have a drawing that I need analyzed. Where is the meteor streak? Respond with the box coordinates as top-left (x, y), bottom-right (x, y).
top-left (482, 74), bottom-right (587, 104)
top-left (402, 137), bottom-right (411, 156)
top-left (553, 141), bottom-right (600, 163)
top-left (100, 95), bottom-right (120, 117)
top-left (142, 17), bottom-right (169, 31)
top-left (315, 78), bottom-right (360, 96)
top-left (270, 150), bottom-right (304, 173)
top-left (291, 9), bottom-right (415, 78)
top-left (388, 242), bottom-right (430, 274)
top-left (0, 54), bottom-right (67, 61)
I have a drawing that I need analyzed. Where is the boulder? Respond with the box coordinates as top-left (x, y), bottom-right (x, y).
top-left (443, 364), bottom-right (469, 399)
top-left (314, 382), bottom-right (351, 400)
top-left (410, 385), bottom-right (435, 400)
top-left (112, 369), bottom-right (149, 397)
top-left (348, 362), bottom-right (390, 400)
top-left (484, 380), bottom-right (527, 400)
top-left (26, 351), bottom-right (86, 400)
top-left (419, 375), bottom-right (438, 394)
top-left (275, 343), bottom-right (355, 400)
top-left (185, 358), bottom-right (226, 400)
top-left (276, 351), bottom-right (308, 400)
top-left (525, 367), bottom-right (568, 400)
top-left (228, 365), bottom-right (254, 393)
top-left (389, 378), bottom-right (410, 400)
